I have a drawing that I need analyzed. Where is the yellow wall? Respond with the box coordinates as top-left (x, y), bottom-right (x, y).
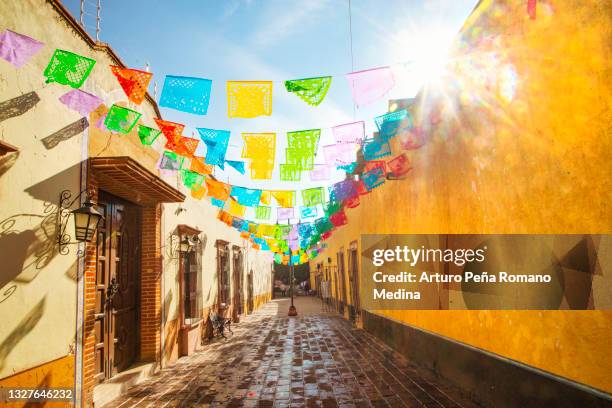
top-left (0, 0), bottom-right (89, 383)
top-left (312, 0), bottom-right (611, 393)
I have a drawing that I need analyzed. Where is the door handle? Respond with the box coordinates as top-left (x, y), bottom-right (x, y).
top-left (106, 277), bottom-right (119, 304)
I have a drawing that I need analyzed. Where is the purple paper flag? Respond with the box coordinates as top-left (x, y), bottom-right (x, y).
top-left (346, 66), bottom-right (395, 107)
top-left (59, 89), bottom-right (102, 117)
top-left (277, 207), bottom-right (294, 220)
top-left (332, 121), bottom-right (365, 144)
top-left (309, 164), bottom-right (331, 181)
top-left (0, 29), bottom-right (44, 68)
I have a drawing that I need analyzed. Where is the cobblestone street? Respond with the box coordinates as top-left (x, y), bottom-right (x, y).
top-left (106, 297), bottom-right (478, 408)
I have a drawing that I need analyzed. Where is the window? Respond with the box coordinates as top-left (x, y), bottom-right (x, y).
top-left (178, 226), bottom-right (203, 325)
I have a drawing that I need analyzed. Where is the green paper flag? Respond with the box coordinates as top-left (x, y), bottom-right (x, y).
top-left (302, 187), bottom-right (324, 207)
top-left (255, 206), bottom-right (271, 220)
top-left (137, 125), bottom-right (161, 146)
top-left (104, 105), bottom-right (142, 134)
top-left (280, 164), bottom-right (301, 181)
top-left (44, 49), bottom-right (96, 88)
top-left (285, 76), bottom-right (332, 106)
top-left (181, 170), bottom-right (204, 190)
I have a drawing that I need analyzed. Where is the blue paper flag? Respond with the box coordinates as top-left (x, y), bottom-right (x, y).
top-left (375, 109), bottom-right (412, 141)
top-left (198, 128), bottom-right (230, 166)
top-left (226, 160), bottom-right (246, 174)
top-left (362, 167), bottom-right (386, 191)
top-left (211, 198), bottom-right (225, 208)
top-left (363, 137), bottom-right (391, 161)
top-left (230, 186), bottom-right (262, 207)
top-left (300, 206), bottom-right (318, 218)
top-left (159, 75), bottom-right (212, 115)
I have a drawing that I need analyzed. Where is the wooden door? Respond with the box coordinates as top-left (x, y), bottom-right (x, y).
top-left (94, 192), bottom-right (141, 383)
top-left (348, 242), bottom-right (360, 321)
top-left (216, 241), bottom-right (230, 314)
top-left (248, 271), bottom-right (254, 313)
top-left (232, 249), bottom-right (243, 316)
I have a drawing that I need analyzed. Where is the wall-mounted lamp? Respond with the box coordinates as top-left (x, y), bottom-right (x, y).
top-left (71, 199), bottom-right (103, 241)
top-left (57, 189), bottom-right (104, 255)
top-left (178, 234), bottom-right (200, 253)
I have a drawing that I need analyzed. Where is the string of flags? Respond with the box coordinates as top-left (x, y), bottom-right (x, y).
top-left (0, 22), bottom-right (473, 265)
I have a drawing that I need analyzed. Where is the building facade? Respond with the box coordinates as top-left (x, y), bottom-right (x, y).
top-left (310, 0), bottom-right (611, 406)
top-left (0, 1), bottom-right (273, 406)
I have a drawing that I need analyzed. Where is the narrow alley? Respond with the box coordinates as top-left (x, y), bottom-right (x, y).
top-left (105, 297), bottom-right (477, 408)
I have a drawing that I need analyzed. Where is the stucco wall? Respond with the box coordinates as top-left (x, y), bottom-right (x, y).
top-left (0, 0), bottom-right (90, 381)
top-left (311, 0), bottom-right (611, 393)
top-left (0, 0), bottom-right (274, 384)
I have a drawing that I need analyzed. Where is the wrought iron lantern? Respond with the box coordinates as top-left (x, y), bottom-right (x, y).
top-left (71, 199), bottom-right (103, 242)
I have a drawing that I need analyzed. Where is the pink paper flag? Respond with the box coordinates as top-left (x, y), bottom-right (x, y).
top-left (0, 29), bottom-right (44, 68)
top-left (310, 164), bottom-right (331, 181)
top-left (277, 207), bottom-right (294, 220)
top-left (527, 0), bottom-right (537, 19)
top-left (332, 121), bottom-right (365, 144)
top-left (346, 67), bottom-right (395, 107)
top-left (323, 143), bottom-right (358, 166)
top-left (59, 89), bottom-right (103, 117)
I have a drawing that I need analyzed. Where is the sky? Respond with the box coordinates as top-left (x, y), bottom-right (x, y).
top-left (63, 0), bottom-right (476, 220)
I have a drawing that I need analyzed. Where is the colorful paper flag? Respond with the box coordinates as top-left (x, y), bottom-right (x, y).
top-left (284, 76), bottom-right (332, 106)
top-left (277, 207), bottom-right (294, 220)
top-left (375, 109), bottom-right (412, 141)
top-left (155, 118), bottom-right (184, 150)
top-left (363, 137), bottom-right (391, 161)
top-left (302, 187), bottom-right (324, 207)
top-left (228, 200), bottom-right (247, 217)
top-left (44, 49), bottom-right (96, 88)
top-left (255, 206), bottom-right (271, 220)
top-left (527, 0), bottom-right (537, 19)
top-left (198, 128), bottom-right (230, 166)
top-left (0, 29), bottom-right (44, 67)
top-left (231, 186), bottom-right (262, 207)
top-left (137, 125), bottom-right (162, 146)
top-left (158, 151), bottom-right (184, 171)
top-left (242, 133), bottom-right (276, 180)
top-left (362, 167), bottom-right (386, 191)
top-left (205, 178), bottom-right (231, 201)
top-left (110, 65), bottom-right (152, 105)
top-left (387, 153), bottom-right (412, 178)
top-left (330, 179), bottom-right (358, 202)
top-left (332, 121), bottom-right (365, 144)
top-left (260, 190), bottom-right (272, 205)
top-left (58, 89), bottom-right (102, 117)
top-left (182, 170), bottom-right (205, 190)
top-left (309, 164), bottom-right (331, 181)
top-left (300, 206), bottom-right (318, 219)
top-left (323, 143), bottom-right (358, 166)
top-left (210, 198), bottom-right (226, 208)
top-left (271, 190), bottom-right (295, 208)
top-left (104, 104), bottom-right (141, 134)
top-left (227, 81), bottom-right (272, 118)
top-left (159, 75), bottom-right (212, 115)
top-left (329, 209), bottom-right (348, 227)
top-left (191, 184), bottom-right (207, 200)
top-left (190, 156), bottom-right (214, 175)
top-left (346, 66), bottom-right (395, 107)
top-left (173, 137), bottom-right (200, 157)
top-left (226, 160), bottom-right (245, 174)
top-left (279, 164), bottom-right (301, 181)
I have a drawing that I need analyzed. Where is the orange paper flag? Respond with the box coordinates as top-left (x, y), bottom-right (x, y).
top-left (110, 65), bottom-right (153, 105)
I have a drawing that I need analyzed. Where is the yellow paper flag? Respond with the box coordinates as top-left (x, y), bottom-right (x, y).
top-left (271, 190), bottom-right (295, 208)
top-left (228, 199), bottom-right (246, 217)
top-left (227, 81), bottom-right (273, 118)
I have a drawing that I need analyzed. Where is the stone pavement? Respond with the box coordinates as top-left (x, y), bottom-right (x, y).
top-left (105, 296), bottom-right (479, 408)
